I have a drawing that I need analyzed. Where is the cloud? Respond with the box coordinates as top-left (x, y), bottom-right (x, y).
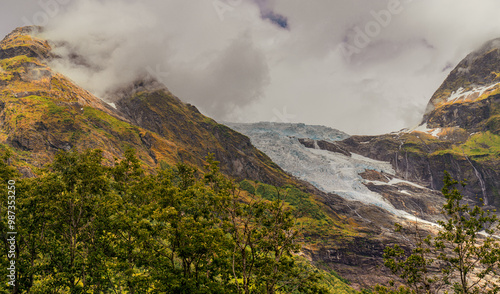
top-left (167, 33), bottom-right (270, 118)
top-left (0, 0), bottom-right (53, 40)
top-left (252, 0), bottom-right (289, 29)
top-left (43, 0), bottom-right (271, 119)
top-left (28, 0), bottom-right (500, 135)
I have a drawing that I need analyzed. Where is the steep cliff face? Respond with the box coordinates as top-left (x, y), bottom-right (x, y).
top-left (113, 81), bottom-right (292, 184)
top-left (425, 38), bottom-right (500, 113)
top-left (338, 133), bottom-right (499, 205)
top-left (336, 38), bottom-right (500, 207)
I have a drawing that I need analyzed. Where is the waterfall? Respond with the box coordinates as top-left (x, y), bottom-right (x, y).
top-left (463, 152), bottom-right (488, 205)
top-left (427, 162), bottom-right (434, 190)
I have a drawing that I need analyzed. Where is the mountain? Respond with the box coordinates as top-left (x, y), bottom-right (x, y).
top-left (3, 25), bottom-right (462, 291)
top-left (227, 122), bottom-right (443, 218)
top-left (333, 39), bottom-right (500, 207)
top-left (1, 26), bottom-right (406, 290)
top-left (6, 25), bottom-right (498, 291)
top-left (226, 122), bottom-right (445, 287)
top-left (224, 38), bottom-right (500, 288)
top-left (0, 26), bottom-right (293, 187)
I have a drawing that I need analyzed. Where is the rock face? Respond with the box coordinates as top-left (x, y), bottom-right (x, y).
top-left (425, 38), bottom-right (500, 112)
top-left (227, 122), bottom-right (445, 289)
top-left (113, 81), bottom-right (292, 185)
top-left (298, 138), bottom-right (352, 157)
top-left (337, 37), bottom-right (500, 207)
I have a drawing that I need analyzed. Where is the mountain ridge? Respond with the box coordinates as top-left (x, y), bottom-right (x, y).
top-left (334, 37), bottom-right (500, 207)
top-left (5, 25), bottom-right (500, 290)
top-left (0, 26), bottom-right (427, 290)
top-left (0, 26), bottom-right (296, 187)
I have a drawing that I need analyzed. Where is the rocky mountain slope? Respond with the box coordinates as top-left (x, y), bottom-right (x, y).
top-left (0, 26), bottom-right (293, 186)
top-left (224, 38), bottom-right (500, 287)
top-left (226, 122), bottom-right (444, 221)
top-left (0, 26), bottom-right (417, 290)
top-left (335, 39), bottom-right (500, 207)
top-left (226, 122), bottom-right (445, 288)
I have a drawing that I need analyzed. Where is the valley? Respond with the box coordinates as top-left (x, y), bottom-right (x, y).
top-left (0, 24), bottom-right (500, 292)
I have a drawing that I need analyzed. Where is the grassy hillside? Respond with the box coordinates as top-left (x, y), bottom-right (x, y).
top-left (0, 26), bottom-right (292, 187)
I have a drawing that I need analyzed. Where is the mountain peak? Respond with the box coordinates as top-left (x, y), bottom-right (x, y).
top-left (425, 38), bottom-right (500, 112)
top-left (105, 77), bottom-right (173, 103)
top-left (0, 26), bottom-right (51, 61)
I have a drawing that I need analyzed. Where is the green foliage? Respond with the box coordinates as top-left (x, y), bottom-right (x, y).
top-left (452, 132), bottom-right (500, 161)
top-left (0, 149), bottom-right (347, 293)
top-left (431, 131), bottom-right (500, 162)
top-left (434, 172), bottom-right (500, 293)
top-left (254, 183), bottom-right (326, 221)
top-left (378, 171), bottom-right (500, 294)
top-left (239, 180), bottom-right (255, 195)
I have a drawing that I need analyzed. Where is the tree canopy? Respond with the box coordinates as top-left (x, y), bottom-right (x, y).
top-left (0, 149), bottom-right (334, 293)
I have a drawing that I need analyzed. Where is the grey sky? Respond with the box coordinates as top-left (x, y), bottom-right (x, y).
top-left (2, 0), bottom-right (500, 135)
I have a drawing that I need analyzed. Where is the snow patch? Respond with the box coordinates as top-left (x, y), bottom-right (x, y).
top-left (363, 178), bottom-right (428, 191)
top-left (409, 123), bottom-right (442, 138)
top-left (388, 178), bottom-right (428, 190)
top-left (106, 102), bottom-right (117, 109)
top-left (446, 83), bottom-right (497, 103)
top-left (430, 128), bottom-right (441, 137)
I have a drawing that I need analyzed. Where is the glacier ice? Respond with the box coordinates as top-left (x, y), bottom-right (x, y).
top-left (226, 122), bottom-right (426, 218)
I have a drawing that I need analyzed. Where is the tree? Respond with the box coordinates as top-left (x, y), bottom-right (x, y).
top-left (1, 149), bottom-right (333, 293)
top-left (377, 222), bottom-right (445, 294)
top-left (26, 149), bottom-right (116, 292)
top-left (105, 149), bottom-right (154, 293)
top-left (378, 171), bottom-right (500, 294)
top-left (227, 183), bottom-right (327, 294)
top-left (435, 172), bottom-right (500, 293)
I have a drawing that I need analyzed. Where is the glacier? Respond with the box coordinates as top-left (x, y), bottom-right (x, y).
top-left (226, 122), bottom-right (429, 219)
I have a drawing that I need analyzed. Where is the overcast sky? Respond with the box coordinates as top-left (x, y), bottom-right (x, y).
top-left (3, 0), bottom-right (500, 135)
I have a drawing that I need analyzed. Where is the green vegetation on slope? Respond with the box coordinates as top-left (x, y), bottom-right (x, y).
top-left (239, 180), bottom-right (359, 251)
top-left (431, 131), bottom-right (500, 162)
top-left (0, 149), bottom-right (356, 293)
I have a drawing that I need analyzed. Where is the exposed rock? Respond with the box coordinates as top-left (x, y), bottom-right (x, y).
top-left (17, 166), bottom-right (35, 178)
top-left (298, 137), bottom-right (352, 157)
top-left (426, 94), bottom-right (499, 131)
top-left (298, 137), bottom-right (315, 148)
top-left (359, 169), bottom-right (392, 183)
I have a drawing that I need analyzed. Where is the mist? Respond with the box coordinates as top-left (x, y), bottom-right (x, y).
top-left (18, 0), bottom-right (500, 135)
top-left (43, 0), bottom-right (271, 117)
